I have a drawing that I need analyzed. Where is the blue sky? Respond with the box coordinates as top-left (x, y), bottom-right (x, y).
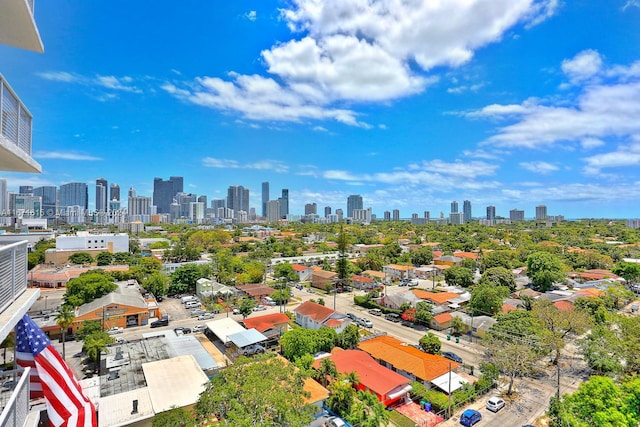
top-left (2, 0), bottom-right (640, 219)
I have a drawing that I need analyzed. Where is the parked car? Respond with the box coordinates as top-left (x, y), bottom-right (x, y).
top-left (486, 396), bottom-right (506, 412)
top-left (346, 312), bottom-right (358, 320)
top-left (368, 308), bottom-right (382, 316)
top-left (460, 409), bottom-right (482, 426)
top-left (150, 317), bottom-right (169, 328)
top-left (252, 305), bottom-right (267, 311)
top-left (232, 308), bottom-right (241, 315)
top-left (442, 351), bottom-right (463, 363)
top-left (115, 337), bottom-right (127, 344)
top-left (1, 379), bottom-right (16, 392)
top-left (192, 325), bottom-right (207, 333)
top-left (238, 344), bottom-right (266, 356)
top-left (190, 309), bottom-right (207, 317)
top-left (325, 416), bottom-right (347, 427)
top-left (357, 317), bottom-right (373, 328)
top-left (401, 320), bottom-right (415, 327)
top-left (198, 312), bottom-right (216, 320)
top-left (385, 313), bottom-right (401, 322)
top-left (107, 327), bottom-right (123, 335)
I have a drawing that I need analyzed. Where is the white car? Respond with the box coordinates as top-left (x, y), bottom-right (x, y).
top-left (325, 416), bottom-right (347, 427)
top-left (198, 312), bottom-right (216, 320)
top-left (357, 317), bottom-right (373, 328)
top-left (486, 396), bottom-right (506, 412)
top-left (107, 327), bottom-right (123, 335)
top-left (192, 325), bottom-right (207, 333)
top-left (252, 305), bottom-right (267, 311)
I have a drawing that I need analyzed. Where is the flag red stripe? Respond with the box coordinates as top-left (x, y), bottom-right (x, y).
top-left (35, 347), bottom-right (96, 427)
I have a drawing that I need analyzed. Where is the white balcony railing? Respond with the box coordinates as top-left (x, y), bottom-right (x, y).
top-left (0, 241), bottom-right (28, 315)
top-left (1, 75), bottom-right (32, 157)
top-left (0, 368), bottom-right (32, 427)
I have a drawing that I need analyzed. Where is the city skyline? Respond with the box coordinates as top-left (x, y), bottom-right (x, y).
top-left (1, 2), bottom-right (639, 219)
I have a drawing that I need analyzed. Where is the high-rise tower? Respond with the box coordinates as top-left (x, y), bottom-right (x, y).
top-left (153, 176), bottom-right (183, 213)
top-left (347, 195), bottom-right (363, 218)
top-left (95, 178), bottom-right (107, 212)
top-left (261, 181), bottom-right (269, 218)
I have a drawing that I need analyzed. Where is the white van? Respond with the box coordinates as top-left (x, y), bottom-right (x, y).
top-left (262, 296), bottom-right (276, 306)
top-left (185, 300), bottom-right (201, 309)
top-left (181, 295), bottom-right (197, 304)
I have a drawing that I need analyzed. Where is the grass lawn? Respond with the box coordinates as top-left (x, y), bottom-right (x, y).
top-left (387, 410), bottom-right (416, 427)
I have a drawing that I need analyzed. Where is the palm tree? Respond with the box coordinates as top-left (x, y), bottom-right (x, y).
top-left (55, 304), bottom-right (75, 359)
top-left (316, 358), bottom-right (338, 387)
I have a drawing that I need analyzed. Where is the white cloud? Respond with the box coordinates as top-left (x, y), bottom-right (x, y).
top-left (245, 11), bottom-right (257, 21)
top-left (34, 151), bottom-right (102, 161)
top-left (96, 75), bottom-right (142, 93)
top-left (519, 161), bottom-right (559, 174)
top-left (37, 71), bottom-right (143, 94)
top-left (561, 50), bottom-right (603, 83)
top-left (164, 0), bottom-right (556, 125)
top-left (202, 157), bottom-right (289, 173)
top-left (583, 142), bottom-right (640, 175)
top-left (37, 71), bottom-right (79, 82)
top-left (472, 52), bottom-right (640, 150)
top-left (623, 1), bottom-right (640, 11)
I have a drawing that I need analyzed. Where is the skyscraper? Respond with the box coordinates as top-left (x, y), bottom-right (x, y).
top-left (59, 182), bottom-right (88, 210)
top-left (347, 194), bottom-right (363, 218)
top-left (392, 209), bottom-right (400, 221)
top-left (304, 203), bottom-right (317, 215)
top-left (510, 209), bottom-right (525, 221)
top-left (463, 200), bottom-right (472, 222)
top-left (266, 199), bottom-right (281, 223)
top-left (18, 185), bottom-right (33, 195)
top-left (153, 176), bottom-right (183, 214)
top-left (227, 185), bottom-right (250, 213)
top-left (536, 205), bottom-right (547, 221)
top-left (34, 186), bottom-right (57, 218)
top-left (261, 181), bottom-right (269, 218)
top-left (110, 183), bottom-right (120, 203)
top-left (0, 178), bottom-right (7, 214)
top-left (280, 189), bottom-right (289, 219)
top-left (95, 178), bottom-right (107, 212)
top-left (486, 205), bottom-right (496, 221)
top-left (451, 201), bottom-right (459, 214)
top-left (324, 206), bottom-right (331, 217)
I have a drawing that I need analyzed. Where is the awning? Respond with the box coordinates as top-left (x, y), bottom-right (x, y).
top-left (387, 384), bottom-right (413, 400)
top-left (431, 371), bottom-right (467, 394)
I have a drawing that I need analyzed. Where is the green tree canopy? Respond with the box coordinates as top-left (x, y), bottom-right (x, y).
top-left (419, 332), bottom-right (442, 354)
top-left (95, 252), bottom-right (113, 266)
top-left (64, 270), bottom-right (117, 307)
top-left (479, 267), bottom-right (516, 292)
top-left (195, 354), bottom-right (316, 427)
top-left (527, 251), bottom-right (566, 292)
top-left (443, 265), bottom-right (475, 288)
top-left (68, 252), bottom-right (94, 265)
top-left (468, 283), bottom-right (510, 316)
top-left (143, 271), bottom-right (170, 298)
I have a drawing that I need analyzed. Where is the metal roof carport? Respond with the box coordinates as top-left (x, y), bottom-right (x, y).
top-left (227, 328), bottom-right (267, 348)
top-left (205, 317), bottom-right (246, 345)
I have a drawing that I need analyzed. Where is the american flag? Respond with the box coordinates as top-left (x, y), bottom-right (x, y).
top-left (15, 315), bottom-right (97, 427)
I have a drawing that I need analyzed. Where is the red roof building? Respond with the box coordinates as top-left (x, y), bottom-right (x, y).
top-left (313, 349), bottom-right (412, 406)
top-left (293, 301), bottom-right (349, 333)
top-left (241, 313), bottom-right (290, 338)
top-left (358, 335), bottom-right (461, 385)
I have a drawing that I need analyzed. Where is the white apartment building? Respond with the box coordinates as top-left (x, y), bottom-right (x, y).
top-left (56, 232), bottom-right (129, 253)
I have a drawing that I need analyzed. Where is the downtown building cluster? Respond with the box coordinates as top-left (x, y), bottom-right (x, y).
top-left (1, 174), bottom-right (569, 229)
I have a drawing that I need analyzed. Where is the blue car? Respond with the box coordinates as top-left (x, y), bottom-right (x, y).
top-left (460, 409), bottom-right (482, 426)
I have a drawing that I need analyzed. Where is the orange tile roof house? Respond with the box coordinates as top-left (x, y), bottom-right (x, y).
top-left (358, 335), bottom-right (461, 387)
top-left (430, 312), bottom-right (453, 330)
top-left (291, 264), bottom-right (314, 281)
top-left (241, 313), bottom-right (290, 338)
top-left (313, 349), bottom-right (412, 407)
top-left (383, 264), bottom-right (415, 280)
top-left (293, 301), bottom-right (349, 333)
top-left (412, 290), bottom-right (461, 306)
top-left (311, 269), bottom-right (338, 290)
